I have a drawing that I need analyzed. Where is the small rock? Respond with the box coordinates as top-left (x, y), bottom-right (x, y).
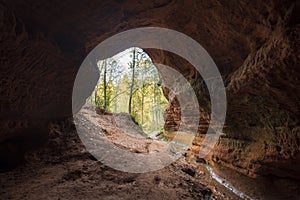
top-left (153, 176), bottom-right (161, 184)
top-left (181, 167), bottom-right (196, 177)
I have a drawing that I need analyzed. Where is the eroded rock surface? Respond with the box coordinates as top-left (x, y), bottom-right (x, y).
top-left (0, 0), bottom-right (299, 180)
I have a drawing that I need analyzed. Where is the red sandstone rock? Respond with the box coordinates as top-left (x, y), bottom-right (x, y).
top-left (0, 0), bottom-right (299, 179)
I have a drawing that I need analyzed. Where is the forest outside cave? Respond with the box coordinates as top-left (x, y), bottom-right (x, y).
top-left (86, 47), bottom-right (168, 135)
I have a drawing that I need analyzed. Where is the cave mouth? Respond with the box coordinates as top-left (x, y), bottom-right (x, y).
top-left (86, 47), bottom-right (168, 135)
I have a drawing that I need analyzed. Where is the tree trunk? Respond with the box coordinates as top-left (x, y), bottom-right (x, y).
top-left (128, 48), bottom-right (136, 114)
top-left (94, 84), bottom-right (98, 105)
top-left (141, 88), bottom-right (144, 126)
top-left (103, 60), bottom-right (107, 109)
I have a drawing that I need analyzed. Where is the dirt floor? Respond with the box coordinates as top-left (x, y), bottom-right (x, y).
top-left (0, 105), bottom-right (242, 200)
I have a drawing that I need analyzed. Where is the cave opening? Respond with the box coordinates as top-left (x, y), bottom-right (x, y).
top-left (86, 47), bottom-right (168, 135)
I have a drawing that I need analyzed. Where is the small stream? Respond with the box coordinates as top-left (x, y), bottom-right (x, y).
top-left (205, 165), bottom-right (254, 200)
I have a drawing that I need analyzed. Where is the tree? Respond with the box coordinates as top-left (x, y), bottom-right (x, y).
top-left (128, 47), bottom-right (136, 114)
top-left (89, 47), bottom-right (169, 134)
top-left (111, 73), bottom-right (130, 112)
top-left (103, 60), bottom-right (107, 109)
top-left (93, 58), bottom-right (122, 110)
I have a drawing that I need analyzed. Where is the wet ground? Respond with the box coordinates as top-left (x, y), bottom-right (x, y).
top-left (208, 163), bottom-right (300, 200)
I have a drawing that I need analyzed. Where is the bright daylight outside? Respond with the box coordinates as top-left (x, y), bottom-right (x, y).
top-left (86, 47), bottom-right (168, 135)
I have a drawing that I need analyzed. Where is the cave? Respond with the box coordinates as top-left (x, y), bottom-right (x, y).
top-left (0, 0), bottom-right (299, 199)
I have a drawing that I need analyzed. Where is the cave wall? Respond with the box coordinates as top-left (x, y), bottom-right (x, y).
top-left (0, 0), bottom-right (299, 178)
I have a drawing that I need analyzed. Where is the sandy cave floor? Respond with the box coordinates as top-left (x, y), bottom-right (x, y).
top-left (0, 105), bottom-right (242, 200)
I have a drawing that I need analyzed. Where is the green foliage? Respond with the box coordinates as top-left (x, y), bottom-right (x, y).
top-left (89, 47), bottom-right (168, 134)
top-left (94, 80), bottom-right (115, 109)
